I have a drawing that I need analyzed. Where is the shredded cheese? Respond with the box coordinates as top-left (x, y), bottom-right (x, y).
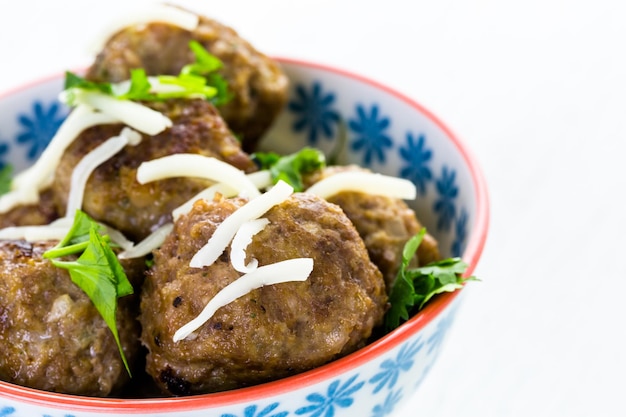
top-left (171, 171), bottom-right (273, 220)
top-left (89, 4), bottom-right (199, 53)
top-left (230, 218), bottom-right (270, 273)
top-left (102, 224), bottom-right (135, 251)
top-left (66, 127), bottom-right (141, 215)
top-left (189, 180), bottom-right (293, 269)
top-left (246, 170), bottom-right (273, 190)
top-left (172, 183), bottom-right (236, 221)
top-left (63, 90), bottom-right (172, 136)
top-left (0, 225), bottom-right (70, 242)
top-left (136, 154), bottom-right (260, 199)
top-left (0, 105), bottom-right (121, 213)
top-left (306, 171), bottom-right (417, 200)
top-left (0, 217), bottom-right (72, 241)
top-left (173, 258), bottom-right (314, 342)
top-left (118, 223), bottom-right (173, 259)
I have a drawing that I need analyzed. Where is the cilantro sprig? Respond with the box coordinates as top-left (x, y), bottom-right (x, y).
top-left (44, 210), bottom-right (134, 376)
top-left (64, 40), bottom-right (230, 106)
top-left (252, 147), bottom-right (326, 192)
top-left (0, 164), bottom-right (12, 196)
top-left (385, 228), bottom-right (478, 331)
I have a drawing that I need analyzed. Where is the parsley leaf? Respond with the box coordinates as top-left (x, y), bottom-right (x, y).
top-left (384, 228), bottom-right (477, 331)
top-left (44, 210), bottom-right (134, 376)
top-left (63, 41), bottom-right (230, 106)
top-left (0, 164), bottom-right (13, 196)
top-left (252, 147), bottom-right (326, 192)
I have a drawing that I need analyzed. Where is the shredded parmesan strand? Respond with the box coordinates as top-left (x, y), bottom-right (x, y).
top-left (246, 170), bottom-right (273, 190)
top-left (136, 154), bottom-right (260, 199)
top-left (173, 258), bottom-right (314, 342)
top-left (66, 90), bottom-right (172, 136)
top-left (0, 225), bottom-right (70, 242)
top-left (89, 4), bottom-right (199, 54)
top-left (103, 225), bottom-right (135, 251)
top-left (172, 183), bottom-right (236, 221)
top-left (0, 105), bottom-right (121, 213)
top-left (66, 128), bottom-right (141, 215)
top-left (118, 223), bottom-right (173, 259)
top-left (172, 171), bottom-right (274, 220)
top-left (230, 218), bottom-right (270, 273)
top-left (189, 180), bottom-right (293, 268)
top-left (306, 171), bottom-right (417, 200)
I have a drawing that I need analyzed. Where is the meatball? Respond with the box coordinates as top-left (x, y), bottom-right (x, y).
top-left (52, 98), bottom-right (256, 242)
top-left (0, 188), bottom-right (59, 228)
top-left (305, 165), bottom-right (441, 289)
top-left (86, 13), bottom-right (288, 151)
top-left (140, 193), bottom-right (387, 395)
top-left (0, 240), bottom-right (142, 397)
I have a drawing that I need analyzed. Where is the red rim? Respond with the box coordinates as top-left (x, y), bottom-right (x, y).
top-left (0, 58), bottom-right (489, 413)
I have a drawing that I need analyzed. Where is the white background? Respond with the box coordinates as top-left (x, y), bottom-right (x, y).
top-left (1, 1), bottom-right (625, 416)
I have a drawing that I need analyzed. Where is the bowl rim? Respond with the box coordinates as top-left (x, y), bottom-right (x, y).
top-left (0, 57), bottom-right (489, 412)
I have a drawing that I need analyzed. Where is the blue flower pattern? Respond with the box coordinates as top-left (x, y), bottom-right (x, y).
top-left (222, 402), bottom-right (288, 417)
top-left (349, 104), bottom-right (393, 165)
top-left (427, 309), bottom-right (457, 355)
top-left (368, 338), bottom-right (424, 393)
top-left (0, 407), bottom-right (15, 416)
top-left (371, 389), bottom-right (403, 417)
top-left (295, 374), bottom-right (365, 417)
top-left (288, 82), bottom-right (341, 145)
top-left (451, 208), bottom-right (469, 257)
top-left (399, 132), bottom-right (433, 195)
top-left (16, 101), bottom-right (65, 160)
top-left (0, 139), bottom-right (9, 169)
top-left (433, 166), bottom-right (458, 232)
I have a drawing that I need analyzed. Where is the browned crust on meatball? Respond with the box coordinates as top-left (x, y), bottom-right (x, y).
top-left (0, 188), bottom-right (59, 228)
top-left (140, 193), bottom-right (387, 395)
top-left (52, 99), bottom-right (256, 241)
top-left (86, 14), bottom-right (288, 151)
top-left (0, 240), bottom-right (142, 397)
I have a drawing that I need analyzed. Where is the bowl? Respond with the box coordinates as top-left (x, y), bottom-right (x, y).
top-left (0, 59), bottom-right (489, 416)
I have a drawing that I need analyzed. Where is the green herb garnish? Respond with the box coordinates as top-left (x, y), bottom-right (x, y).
top-left (0, 164), bottom-right (13, 196)
top-left (385, 228), bottom-right (478, 331)
top-left (63, 41), bottom-right (230, 106)
top-left (252, 147), bottom-right (326, 192)
top-left (44, 210), bottom-right (134, 376)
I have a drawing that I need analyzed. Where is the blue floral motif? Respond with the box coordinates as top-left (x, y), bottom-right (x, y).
top-left (288, 82), bottom-right (341, 145)
top-left (0, 138), bottom-right (10, 168)
top-left (426, 308), bottom-right (457, 355)
top-left (0, 406), bottom-right (15, 416)
top-left (414, 362), bottom-right (434, 389)
top-left (349, 104), bottom-right (393, 165)
top-left (368, 338), bottom-right (424, 394)
top-left (221, 402), bottom-right (288, 417)
top-left (16, 101), bottom-right (66, 160)
top-left (433, 166), bottom-right (458, 232)
top-left (398, 132), bottom-right (433, 195)
top-left (371, 389), bottom-right (403, 417)
top-left (295, 374), bottom-right (365, 417)
top-left (451, 208), bottom-right (469, 257)
top-left (43, 414), bottom-right (76, 417)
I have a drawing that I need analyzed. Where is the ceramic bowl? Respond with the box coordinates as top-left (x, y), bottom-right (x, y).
top-left (0, 59), bottom-right (489, 416)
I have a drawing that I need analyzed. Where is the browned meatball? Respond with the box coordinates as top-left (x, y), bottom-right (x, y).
top-left (52, 98), bottom-right (256, 242)
top-left (140, 193), bottom-right (387, 395)
top-left (305, 165), bottom-right (441, 290)
top-left (0, 240), bottom-right (142, 397)
top-left (0, 188), bottom-right (59, 228)
top-left (86, 14), bottom-right (288, 151)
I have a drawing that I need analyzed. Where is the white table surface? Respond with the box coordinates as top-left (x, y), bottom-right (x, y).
top-left (1, 1), bottom-right (625, 416)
